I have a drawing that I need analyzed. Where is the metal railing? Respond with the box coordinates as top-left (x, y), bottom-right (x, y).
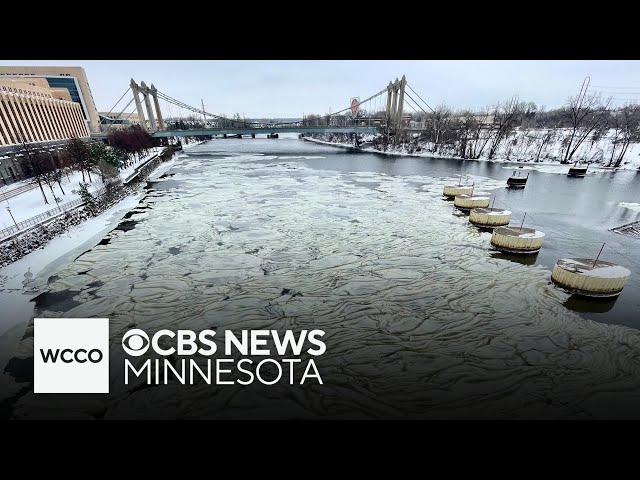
top-left (163, 118), bottom-right (388, 131)
top-left (0, 186), bottom-right (106, 241)
top-left (610, 220), bottom-right (640, 238)
top-left (122, 149), bottom-right (164, 185)
top-left (0, 182), bottom-right (38, 202)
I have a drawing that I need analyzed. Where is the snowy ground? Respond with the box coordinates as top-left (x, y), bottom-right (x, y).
top-left (0, 157), bottom-right (175, 370)
top-left (0, 147), bottom-right (168, 232)
top-left (0, 172), bottom-right (103, 231)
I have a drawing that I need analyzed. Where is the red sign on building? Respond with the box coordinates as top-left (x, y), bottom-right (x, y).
top-left (350, 98), bottom-right (360, 115)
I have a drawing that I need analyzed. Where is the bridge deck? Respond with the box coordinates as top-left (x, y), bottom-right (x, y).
top-left (150, 126), bottom-right (380, 137)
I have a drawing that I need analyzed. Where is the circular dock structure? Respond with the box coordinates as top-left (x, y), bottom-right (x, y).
top-left (490, 226), bottom-right (545, 254)
top-left (443, 185), bottom-right (474, 199)
top-left (469, 208), bottom-right (512, 228)
top-left (454, 195), bottom-right (490, 211)
top-left (568, 166), bottom-right (588, 177)
top-left (551, 258), bottom-right (631, 297)
top-left (506, 171), bottom-right (529, 188)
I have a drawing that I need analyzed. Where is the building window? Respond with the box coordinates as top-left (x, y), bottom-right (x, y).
top-left (44, 77), bottom-right (88, 120)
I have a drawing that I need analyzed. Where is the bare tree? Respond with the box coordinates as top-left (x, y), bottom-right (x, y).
top-left (16, 135), bottom-right (49, 204)
top-left (65, 138), bottom-right (94, 182)
top-left (509, 127), bottom-right (537, 162)
top-left (473, 107), bottom-right (497, 159)
top-left (488, 97), bottom-right (526, 160)
top-left (534, 129), bottom-right (557, 162)
top-left (608, 104), bottom-right (640, 167)
top-left (458, 110), bottom-right (478, 158)
top-left (561, 87), bottom-right (611, 164)
top-left (96, 160), bottom-right (120, 186)
top-left (428, 103), bottom-right (452, 153)
top-left (48, 153), bottom-right (68, 195)
top-left (32, 151), bottom-right (59, 200)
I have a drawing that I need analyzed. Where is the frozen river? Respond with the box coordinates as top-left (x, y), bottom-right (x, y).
top-left (3, 136), bottom-right (640, 419)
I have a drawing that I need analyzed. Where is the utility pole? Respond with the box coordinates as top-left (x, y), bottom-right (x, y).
top-left (201, 99), bottom-right (207, 126)
top-left (593, 243), bottom-right (606, 268)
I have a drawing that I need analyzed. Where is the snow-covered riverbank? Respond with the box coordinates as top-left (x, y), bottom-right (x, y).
top-left (304, 130), bottom-right (640, 171)
top-left (0, 153), bottom-right (178, 370)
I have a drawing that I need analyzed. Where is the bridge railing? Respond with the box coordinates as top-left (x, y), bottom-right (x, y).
top-left (163, 116), bottom-right (388, 131)
top-left (0, 186), bottom-right (107, 242)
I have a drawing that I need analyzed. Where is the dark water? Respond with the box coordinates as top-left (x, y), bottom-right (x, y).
top-left (4, 136), bottom-right (640, 419)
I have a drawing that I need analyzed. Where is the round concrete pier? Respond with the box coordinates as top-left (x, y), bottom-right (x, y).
top-left (469, 208), bottom-right (511, 228)
top-left (551, 258), bottom-right (631, 297)
top-left (490, 226), bottom-right (545, 254)
top-left (454, 195), bottom-right (490, 211)
top-left (443, 185), bottom-right (474, 199)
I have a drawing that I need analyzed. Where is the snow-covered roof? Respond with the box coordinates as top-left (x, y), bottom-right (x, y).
top-left (473, 208), bottom-right (511, 215)
top-left (458, 195), bottom-right (489, 201)
top-left (556, 258), bottom-right (631, 278)
top-left (495, 226), bottom-right (545, 238)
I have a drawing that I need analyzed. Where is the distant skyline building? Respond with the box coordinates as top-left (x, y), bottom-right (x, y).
top-left (0, 78), bottom-right (89, 146)
top-left (98, 111), bottom-right (142, 127)
top-left (0, 66), bottom-right (100, 133)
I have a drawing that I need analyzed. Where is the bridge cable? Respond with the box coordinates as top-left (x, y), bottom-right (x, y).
top-left (104, 87), bottom-right (131, 119)
top-left (156, 84), bottom-right (387, 129)
top-left (405, 91), bottom-right (431, 116)
top-left (114, 97), bottom-right (135, 121)
top-left (155, 89), bottom-right (262, 127)
top-left (403, 96), bottom-right (420, 113)
top-left (406, 83), bottom-right (435, 113)
top-left (165, 99), bottom-right (174, 120)
top-left (322, 88), bottom-right (387, 119)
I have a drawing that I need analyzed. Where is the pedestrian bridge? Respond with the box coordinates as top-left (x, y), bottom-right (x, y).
top-left (101, 75), bottom-right (422, 140)
top-left (151, 126), bottom-right (381, 138)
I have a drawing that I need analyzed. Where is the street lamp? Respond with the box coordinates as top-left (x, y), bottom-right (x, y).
top-left (6, 202), bottom-right (18, 228)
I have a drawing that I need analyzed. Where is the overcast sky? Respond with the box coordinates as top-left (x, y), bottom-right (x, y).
top-left (3, 60), bottom-right (640, 117)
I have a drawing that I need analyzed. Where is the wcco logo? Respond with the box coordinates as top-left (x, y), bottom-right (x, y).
top-left (34, 318), bottom-right (109, 393)
top-left (40, 348), bottom-right (104, 364)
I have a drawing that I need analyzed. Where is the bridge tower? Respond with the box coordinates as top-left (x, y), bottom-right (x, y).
top-left (129, 80), bottom-right (165, 132)
top-left (385, 76), bottom-right (406, 135)
top-left (150, 84), bottom-right (165, 130)
top-left (386, 81), bottom-right (393, 127)
top-left (395, 75), bottom-right (406, 131)
top-left (130, 78), bottom-right (147, 130)
top-left (140, 81), bottom-right (157, 131)
top-left (390, 78), bottom-right (399, 130)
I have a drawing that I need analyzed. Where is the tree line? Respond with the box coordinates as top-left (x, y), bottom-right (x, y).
top-left (306, 91), bottom-right (640, 167)
top-left (17, 125), bottom-right (157, 206)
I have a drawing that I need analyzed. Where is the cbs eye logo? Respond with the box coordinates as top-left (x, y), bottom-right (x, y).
top-left (122, 329), bottom-right (150, 356)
